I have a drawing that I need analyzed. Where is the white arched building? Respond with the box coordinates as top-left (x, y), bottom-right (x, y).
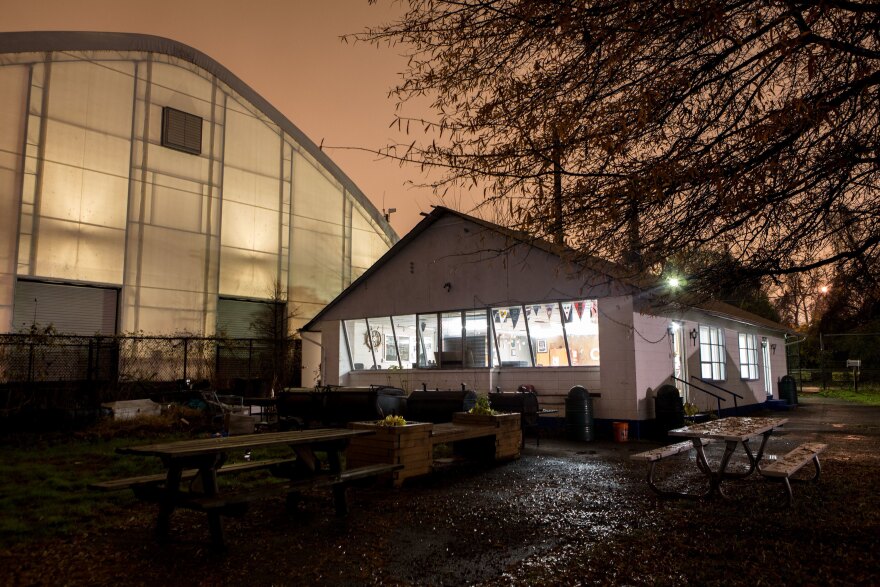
top-left (0, 32), bottom-right (395, 343)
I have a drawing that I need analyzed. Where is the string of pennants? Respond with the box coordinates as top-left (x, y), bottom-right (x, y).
top-left (492, 301), bottom-right (598, 327)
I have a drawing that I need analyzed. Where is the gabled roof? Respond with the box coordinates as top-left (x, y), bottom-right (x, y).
top-left (302, 206), bottom-right (791, 334)
top-left (0, 31), bottom-right (395, 243)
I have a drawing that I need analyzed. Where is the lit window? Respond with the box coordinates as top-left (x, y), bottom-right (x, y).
top-left (417, 314), bottom-right (438, 368)
top-left (564, 300), bottom-right (600, 366)
top-left (699, 325), bottom-right (726, 381)
top-left (492, 305), bottom-right (531, 367)
top-left (739, 333), bottom-right (759, 380)
top-left (527, 303), bottom-right (569, 366)
top-left (344, 319), bottom-right (374, 370)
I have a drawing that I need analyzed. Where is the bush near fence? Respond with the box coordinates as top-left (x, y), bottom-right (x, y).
top-left (0, 333), bottom-right (300, 425)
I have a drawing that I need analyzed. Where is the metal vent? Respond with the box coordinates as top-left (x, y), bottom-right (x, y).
top-left (161, 107), bottom-right (202, 155)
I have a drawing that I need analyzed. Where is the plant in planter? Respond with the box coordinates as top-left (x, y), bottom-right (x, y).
top-left (469, 395), bottom-right (497, 416)
top-left (377, 414), bottom-right (407, 427)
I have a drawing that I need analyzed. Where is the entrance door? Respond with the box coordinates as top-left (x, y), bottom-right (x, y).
top-left (671, 322), bottom-right (689, 401)
top-left (762, 337), bottom-right (773, 396)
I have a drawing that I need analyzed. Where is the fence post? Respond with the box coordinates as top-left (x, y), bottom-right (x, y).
top-left (248, 339), bottom-right (253, 378)
top-left (819, 332), bottom-right (825, 392)
top-left (87, 338), bottom-right (94, 382)
top-left (28, 340), bottom-right (35, 383)
top-left (183, 337), bottom-right (189, 381)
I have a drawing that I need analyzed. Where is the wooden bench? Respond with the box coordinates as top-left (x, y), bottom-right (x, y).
top-left (88, 458), bottom-right (297, 492)
top-left (631, 439), bottom-right (714, 499)
top-left (760, 442), bottom-right (827, 506)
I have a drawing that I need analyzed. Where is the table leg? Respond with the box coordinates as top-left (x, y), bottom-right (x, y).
top-left (695, 439), bottom-right (738, 498)
top-left (157, 465), bottom-right (184, 541)
top-left (201, 468), bottom-right (224, 549)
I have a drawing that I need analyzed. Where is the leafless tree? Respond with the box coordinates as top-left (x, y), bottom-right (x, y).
top-left (356, 0), bottom-right (880, 297)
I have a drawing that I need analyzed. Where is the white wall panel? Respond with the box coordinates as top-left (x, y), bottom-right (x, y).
top-left (150, 62), bottom-right (214, 118)
top-left (27, 60), bottom-right (133, 284)
top-left (137, 225), bottom-right (208, 293)
top-left (219, 101), bottom-right (283, 299)
top-left (224, 106), bottom-right (280, 178)
top-left (351, 206), bottom-right (388, 278)
top-left (34, 218), bottom-right (125, 283)
top-left (291, 151), bottom-right (344, 311)
top-left (148, 180), bottom-right (204, 233)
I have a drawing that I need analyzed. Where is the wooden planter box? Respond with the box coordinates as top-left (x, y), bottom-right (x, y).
top-left (451, 412), bottom-right (521, 460)
top-left (347, 421), bottom-right (434, 487)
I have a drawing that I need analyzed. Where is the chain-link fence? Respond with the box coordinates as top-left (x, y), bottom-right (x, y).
top-left (0, 333), bottom-right (301, 418)
top-left (786, 332), bottom-right (880, 390)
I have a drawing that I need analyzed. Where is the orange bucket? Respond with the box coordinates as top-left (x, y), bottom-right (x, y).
top-left (612, 421), bottom-right (629, 443)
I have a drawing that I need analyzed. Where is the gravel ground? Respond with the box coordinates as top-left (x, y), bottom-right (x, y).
top-left (3, 395), bottom-right (878, 586)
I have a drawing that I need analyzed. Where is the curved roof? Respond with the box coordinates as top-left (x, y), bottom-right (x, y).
top-left (0, 31), bottom-right (397, 243)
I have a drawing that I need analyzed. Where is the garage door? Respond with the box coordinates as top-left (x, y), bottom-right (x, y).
top-left (12, 280), bottom-right (118, 336)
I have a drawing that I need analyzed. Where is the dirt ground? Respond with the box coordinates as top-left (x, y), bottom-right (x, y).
top-left (2, 396), bottom-right (878, 586)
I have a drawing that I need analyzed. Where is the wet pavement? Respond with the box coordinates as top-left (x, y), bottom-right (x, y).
top-left (5, 395), bottom-right (877, 586)
top-left (368, 395), bottom-right (879, 585)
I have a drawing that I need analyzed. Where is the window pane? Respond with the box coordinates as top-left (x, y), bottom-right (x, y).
top-left (464, 310), bottom-right (488, 367)
top-left (344, 319), bottom-right (374, 370)
top-left (440, 311), bottom-right (464, 367)
top-left (417, 314), bottom-right (439, 368)
top-left (391, 315), bottom-right (417, 369)
top-left (492, 305), bottom-right (531, 367)
top-left (527, 303), bottom-right (568, 367)
top-left (738, 333), bottom-right (759, 380)
top-left (566, 300), bottom-right (600, 366)
top-left (367, 316), bottom-right (395, 369)
top-left (699, 325), bottom-right (726, 381)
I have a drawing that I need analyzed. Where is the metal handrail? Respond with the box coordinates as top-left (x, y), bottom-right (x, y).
top-left (671, 375), bottom-right (726, 417)
top-left (690, 376), bottom-right (743, 415)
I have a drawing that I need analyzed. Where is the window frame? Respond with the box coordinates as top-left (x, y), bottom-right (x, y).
top-left (699, 325), bottom-right (727, 381)
top-left (738, 333), bottom-right (760, 381)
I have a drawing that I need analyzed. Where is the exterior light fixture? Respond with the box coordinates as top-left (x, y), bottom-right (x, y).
top-left (667, 276), bottom-right (682, 289)
top-left (770, 343), bottom-right (777, 355)
top-left (689, 328), bottom-right (699, 346)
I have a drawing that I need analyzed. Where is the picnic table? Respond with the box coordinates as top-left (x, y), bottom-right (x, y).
top-left (668, 416), bottom-right (788, 497)
top-left (101, 428), bottom-right (399, 548)
top-left (632, 416), bottom-right (789, 500)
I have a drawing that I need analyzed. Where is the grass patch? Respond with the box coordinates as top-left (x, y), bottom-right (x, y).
top-left (0, 408), bottom-right (335, 548)
top-left (818, 386), bottom-right (880, 406)
top-left (0, 407), bottom-right (232, 547)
